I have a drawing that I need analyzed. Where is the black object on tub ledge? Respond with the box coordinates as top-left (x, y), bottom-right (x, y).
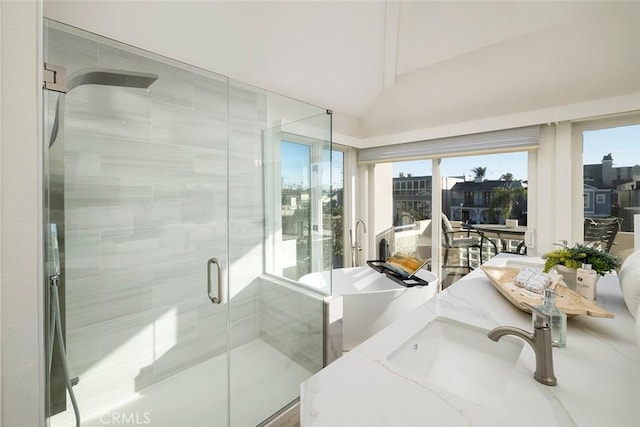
top-left (366, 259), bottom-right (431, 288)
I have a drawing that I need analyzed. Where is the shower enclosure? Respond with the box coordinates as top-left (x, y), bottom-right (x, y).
top-left (44, 20), bottom-right (333, 427)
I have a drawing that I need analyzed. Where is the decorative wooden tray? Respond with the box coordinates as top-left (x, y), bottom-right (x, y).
top-left (480, 266), bottom-right (614, 318)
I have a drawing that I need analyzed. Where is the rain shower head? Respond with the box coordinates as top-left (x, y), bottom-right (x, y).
top-left (48, 68), bottom-right (159, 147)
top-left (66, 68), bottom-right (159, 92)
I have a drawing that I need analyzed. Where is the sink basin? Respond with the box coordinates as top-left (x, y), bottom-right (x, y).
top-left (386, 317), bottom-right (524, 403)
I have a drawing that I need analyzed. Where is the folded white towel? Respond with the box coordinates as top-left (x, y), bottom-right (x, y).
top-left (513, 268), bottom-right (552, 294)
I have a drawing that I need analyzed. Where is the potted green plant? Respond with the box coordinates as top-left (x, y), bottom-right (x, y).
top-left (542, 243), bottom-right (619, 289)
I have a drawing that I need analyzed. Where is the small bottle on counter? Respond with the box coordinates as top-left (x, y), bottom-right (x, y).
top-left (535, 288), bottom-right (567, 349)
top-left (576, 263), bottom-right (598, 301)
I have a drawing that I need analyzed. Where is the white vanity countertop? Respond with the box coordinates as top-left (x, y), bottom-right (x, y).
top-left (300, 254), bottom-right (640, 427)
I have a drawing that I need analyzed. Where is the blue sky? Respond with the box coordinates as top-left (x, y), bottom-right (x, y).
top-left (281, 140), bottom-right (343, 189)
top-left (583, 124), bottom-right (640, 166)
top-left (281, 141), bottom-right (311, 188)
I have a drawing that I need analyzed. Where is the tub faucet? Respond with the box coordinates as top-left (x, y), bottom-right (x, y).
top-left (487, 303), bottom-right (557, 386)
top-left (350, 220), bottom-right (367, 267)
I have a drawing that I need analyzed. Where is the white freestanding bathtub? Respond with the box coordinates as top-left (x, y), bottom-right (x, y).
top-left (299, 266), bottom-right (438, 350)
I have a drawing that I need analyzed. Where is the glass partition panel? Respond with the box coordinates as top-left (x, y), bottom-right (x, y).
top-left (230, 94), bottom-right (330, 424)
top-left (264, 112), bottom-right (333, 292)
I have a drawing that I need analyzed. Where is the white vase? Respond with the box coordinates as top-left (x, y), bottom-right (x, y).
top-left (554, 265), bottom-right (578, 290)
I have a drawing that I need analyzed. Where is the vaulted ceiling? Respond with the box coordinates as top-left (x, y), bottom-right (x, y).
top-left (45, 1), bottom-right (640, 141)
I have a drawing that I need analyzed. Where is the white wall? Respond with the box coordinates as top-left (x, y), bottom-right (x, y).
top-left (0, 1), bottom-right (44, 426)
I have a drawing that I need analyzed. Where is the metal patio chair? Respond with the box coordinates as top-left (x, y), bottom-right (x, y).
top-left (583, 217), bottom-right (621, 253)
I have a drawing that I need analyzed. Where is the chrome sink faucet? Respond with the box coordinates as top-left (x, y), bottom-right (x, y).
top-left (487, 303), bottom-right (557, 386)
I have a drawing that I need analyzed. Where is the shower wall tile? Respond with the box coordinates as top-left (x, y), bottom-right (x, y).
top-left (66, 324), bottom-right (102, 378)
top-left (66, 176), bottom-right (126, 207)
top-left (230, 283), bottom-right (259, 323)
top-left (259, 277), bottom-right (324, 373)
top-left (229, 235), bottom-right (264, 291)
top-left (186, 221), bottom-right (227, 252)
top-left (193, 74), bottom-right (228, 114)
top-left (180, 184), bottom-right (227, 224)
top-left (66, 279), bottom-right (154, 330)
top-left (150, 198), bottom-right (183, 225)
top-left (100, 227), bottom-right (162, 273)
top-left (196, 303), bottom-right (228, 349)
top-left (152, 264), bottom-right (204, 307)
top-left (65, 229), bottom-right (101, 281)
top-left (152, 302), bottom-right (199, 358)
top-left (67, 206), bottom-right (134, 232)
top-left (100, 137), bottom-right (195, 186)
top-left (64, 132), bottom-right (101, 177)
top-left (230, 316), bottom-right (259, 349)
top-left (67, 269), bottom-right (154, 296)
top-left (193, 148), bottom-right (227, 183)
top-left (65, 178), bottom-right (154, 232)
top-left (229, 83), bottom-right (268, 123)
top-left (152, 100), bottom-right (227, 149)
top-left (99, 311), bottom-right (156, 371)
top-left (65, 86), bottom-right (153, 142)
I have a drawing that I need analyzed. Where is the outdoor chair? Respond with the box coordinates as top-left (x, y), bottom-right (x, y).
top-left (583, 217), bottom-right (621, 253)
top-left (442, 213), bottom-right (497, 273)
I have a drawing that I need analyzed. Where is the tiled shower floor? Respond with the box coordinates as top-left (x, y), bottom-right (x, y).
top-left (51, 339), bottom-right (312, 426)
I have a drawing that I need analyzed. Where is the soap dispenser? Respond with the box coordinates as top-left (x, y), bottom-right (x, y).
top-left (535, 288), bottom-right (567, 349)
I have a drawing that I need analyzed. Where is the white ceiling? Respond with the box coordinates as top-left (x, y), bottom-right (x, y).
top-left (45, 1), bottom-right (640, 141)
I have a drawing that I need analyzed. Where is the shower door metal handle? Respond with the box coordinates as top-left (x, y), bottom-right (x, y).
top-left (207, 257), bottom-right (222, 304)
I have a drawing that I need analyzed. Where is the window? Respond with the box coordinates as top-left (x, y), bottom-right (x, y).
top-left (582, 124), bottom-right (640, 231)
top-left (441, 152), bottom-right (528, 285)
top-left (281, 141), bottom-right (312, 280)
top-left (391, 161), bottom-right (433, 258)
top-left (464, 192), bottom-right (474, 206)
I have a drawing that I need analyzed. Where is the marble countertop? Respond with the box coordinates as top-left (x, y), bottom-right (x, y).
top-left (300, 254), bottom-right (640, 427)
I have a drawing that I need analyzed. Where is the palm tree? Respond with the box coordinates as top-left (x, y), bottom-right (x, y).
top-left (471, 166), bottom-right (487, 180)
top-left (500, 172), bottom-right (514, 182)
top-left (489, 185), bottom-right (527, 223)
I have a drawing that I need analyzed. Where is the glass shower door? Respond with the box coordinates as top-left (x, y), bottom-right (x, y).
top-left (44, 20), bottom-right (231, 427)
